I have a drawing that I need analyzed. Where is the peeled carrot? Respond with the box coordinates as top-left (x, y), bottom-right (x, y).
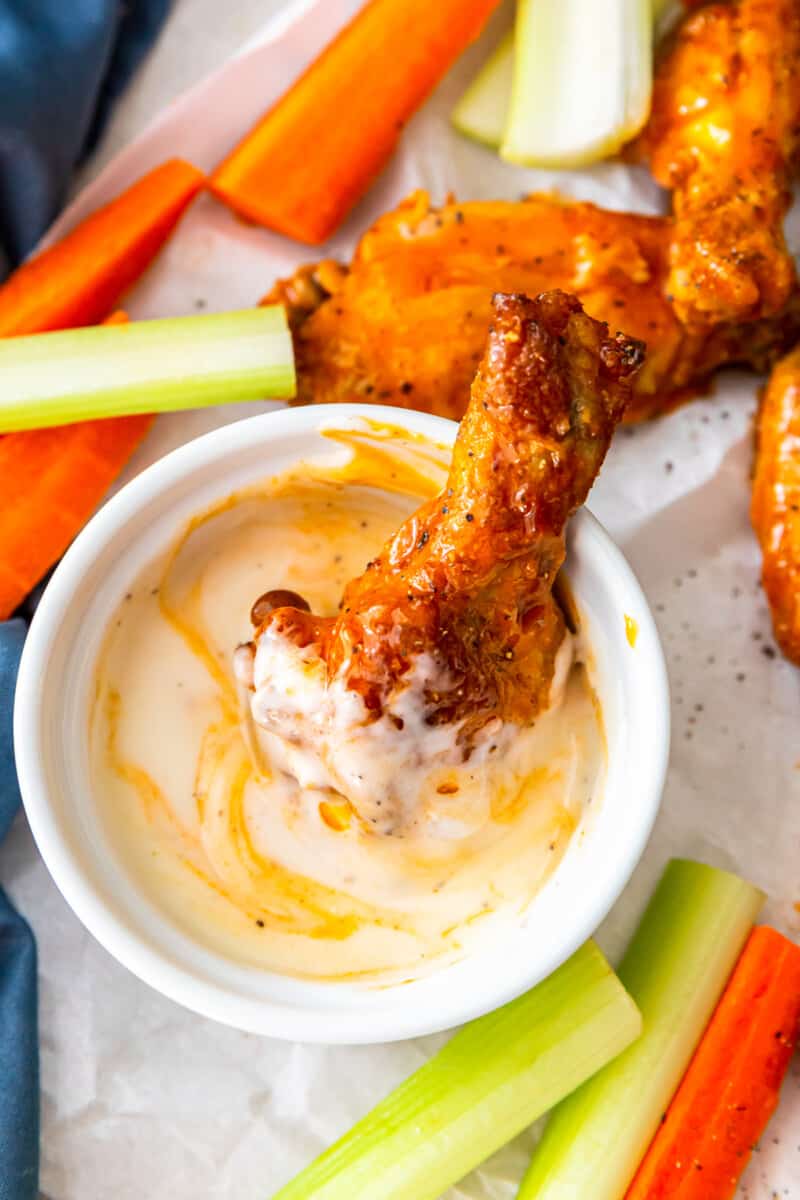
top-left (0, 158), bottom-right (204, 336)
top-left (210, 0), bottom-right (501, 244)
top-left (625, 925), bottom-right (800, 1200)
top-left (0, 161), bottom-right (205, 617)
top-left (0, 312), bottom-right (153, 620)
top-left (0, 418), bottom-right (152, 618)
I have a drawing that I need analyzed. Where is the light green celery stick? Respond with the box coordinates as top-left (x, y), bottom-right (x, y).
top-left (273, 941), bottom-right (641, 1200)
top-left (501, 0), bottom-right (653, 167)
top-left (453, 1), bottom-right (670, 156)
top-left (451, 30), bottom-right (514, 148)
top-left (517, 858), bottom-right (764, 1200)
top-left (0, 306), bottom-right (295, 432)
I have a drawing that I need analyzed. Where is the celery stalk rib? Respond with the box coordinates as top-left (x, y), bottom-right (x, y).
top-left (517, 859), bottom-right (764, 1200)
top-left (0, 306), bottom-right (295, 432)
top-left (453, 1), bottom-right (669, 159)
top-left (501, 0), bottom-right (653, 167)
top-left (451, 31), bottom-right (514, 148)
top-left (272, 942), bottom-right (641, 1200)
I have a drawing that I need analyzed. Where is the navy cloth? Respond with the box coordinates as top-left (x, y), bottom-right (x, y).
top-left (0, 4), bottom-right (173, 1195)
top-left (0, 621), bottom-right (37, 1200)
top-left (0, 0), bottom-right (173, 277)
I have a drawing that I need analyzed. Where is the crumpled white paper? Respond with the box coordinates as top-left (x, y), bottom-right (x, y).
top-left (2, 2), bottom-right (799, 1196)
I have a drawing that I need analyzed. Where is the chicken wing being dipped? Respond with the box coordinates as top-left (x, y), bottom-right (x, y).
top-left (266, 191), bottom-right (800, 425)
top-left (636, 0), bottom-right (800, 329)
top-left (235, 291), bottom-right (643, 834)
top-left (752, 345), bottom-right (800, 666)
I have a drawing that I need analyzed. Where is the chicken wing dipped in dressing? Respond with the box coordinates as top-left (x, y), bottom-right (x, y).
top-left (752, 346), bottom-right (800, 666)
top-left (235, 291), bottom-right (643, 833)
top-left (265, 191), bottom-right (800, 425)
top-left (637, 0), bottom-right (800, 329)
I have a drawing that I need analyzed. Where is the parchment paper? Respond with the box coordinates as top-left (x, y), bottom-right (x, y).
top-left (1, 2), bottom-right (798, 1196)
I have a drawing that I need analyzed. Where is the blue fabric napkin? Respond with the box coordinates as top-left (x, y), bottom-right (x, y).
top-left (0, 0), bottom-right (173, 278)
top-left (0, 622), bottom-right (37, 1200)
top-left (0, 4), bottom-right (173, 1195)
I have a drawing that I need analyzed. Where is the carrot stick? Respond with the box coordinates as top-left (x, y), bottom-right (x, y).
top-left (625, 925), bottom-right (800, 1200)
top-left (210, 0), bottom-right (501, 244)
top-left (0, 161), bottom-right (204, 617)
top-left (0, 158), bottom-right (204, 336)
top-left (0, 311), bottom-right (154, 620)
top-left (0, 416), bottom-right (152, 619)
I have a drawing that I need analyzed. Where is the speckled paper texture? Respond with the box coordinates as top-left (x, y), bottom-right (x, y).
top-left (2, 2), bottom-right (798, 1196)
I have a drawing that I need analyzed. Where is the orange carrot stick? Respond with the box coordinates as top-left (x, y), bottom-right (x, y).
top-left (0, 421), bottom-right (152, 618)
top-left (0, 312), bottom-right (153, 620)
top-left (210, 0), bottom-right (501, 244)
top-left (625, 925), bottom-right (800, 1200)
top-left (0, 158), bottom-right (204, 336)
top-left (0, 160), bottom-right (204, 617)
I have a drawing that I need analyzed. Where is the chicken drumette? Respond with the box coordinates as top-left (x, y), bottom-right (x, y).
top-left (236, 292), bottom-right (643, 831)
top-left (637, 0), bottom-right (800, 329)
top-left (752, 346), bottom-right (800, 666)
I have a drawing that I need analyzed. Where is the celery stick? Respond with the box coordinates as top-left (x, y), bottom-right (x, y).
top-left (501, 0), bottom-right (653, 167)
top-left (517, 859), bottom-right (764, 1200)
top-left (451, 31), bottom-right (514, 149)
top-left (0, 306), bottom-right (295, 432)
top-left (273, 942), bottom-right (641, 1200)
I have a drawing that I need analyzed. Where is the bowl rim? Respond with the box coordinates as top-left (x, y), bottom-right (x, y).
top-left (14, 403), bottom-right (670, 1043)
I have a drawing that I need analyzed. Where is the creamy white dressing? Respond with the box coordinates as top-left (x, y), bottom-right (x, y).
top-left (238, 633), bottom-right (575, 837)
top-left (89, 431), bottom-right (605, 984)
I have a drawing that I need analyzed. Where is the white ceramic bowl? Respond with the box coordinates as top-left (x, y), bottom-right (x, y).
top-left (14, 404), bottom-right (669, 1044)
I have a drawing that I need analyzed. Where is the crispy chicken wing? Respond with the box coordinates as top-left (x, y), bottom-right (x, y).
top-left (752, 345), bottom-right (800, 665)
top-left (637, 0), bottom-right (800, 328)
top-left (236, 292), bottom-right (642, 829)
top-left (266, 191), bottom-right (799, 424)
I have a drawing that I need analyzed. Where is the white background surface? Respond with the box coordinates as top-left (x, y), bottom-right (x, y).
top-left (2, 2), bottom-right (799, 1198)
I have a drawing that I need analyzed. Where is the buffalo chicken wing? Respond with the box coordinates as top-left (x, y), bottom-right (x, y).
top-left (637, 0), bottom-right (800, 328)
top-left (752, 346), bottom-right (800, 665)
top-left (236, 291), bottom-right (642, 831)
top-left (266, 192), bottom-right (799, 425)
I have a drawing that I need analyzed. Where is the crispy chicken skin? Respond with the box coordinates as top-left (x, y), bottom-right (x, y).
top-left (752, 346), bottom-right (800, 665)
top-left (244, 292), bottom-right (641, 765)
top-left (265, 191), bottom-right (800, 424)
top-left (637, 0), bottom-right (800, 329)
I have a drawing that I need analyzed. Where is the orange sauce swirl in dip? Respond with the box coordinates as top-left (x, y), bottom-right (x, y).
top-left (89, 425), bottom-right (605, 984)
